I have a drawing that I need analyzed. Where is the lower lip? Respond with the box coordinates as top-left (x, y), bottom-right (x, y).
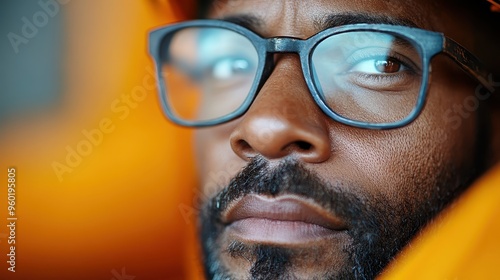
top-left (228, 218), bottom-right (339, 244)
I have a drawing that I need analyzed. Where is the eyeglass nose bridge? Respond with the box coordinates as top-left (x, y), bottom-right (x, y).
top-left (266, 37), bottom-right (303, 53)
top-left (258, 37), bottom-right (310, 103)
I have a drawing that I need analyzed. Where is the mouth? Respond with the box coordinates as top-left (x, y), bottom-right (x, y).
top-left (222, 194), bottom-right (348, 245)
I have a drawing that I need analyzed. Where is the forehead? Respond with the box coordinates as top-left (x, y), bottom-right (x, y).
top-left (207, 0), bottom-right (439, 37)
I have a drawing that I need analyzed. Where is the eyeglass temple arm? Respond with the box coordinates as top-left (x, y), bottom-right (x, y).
top-left (442, 38), bottom-right (496, 92)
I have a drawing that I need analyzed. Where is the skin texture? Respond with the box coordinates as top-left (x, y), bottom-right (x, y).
top-left (192, 0), bottom-right (500, 279)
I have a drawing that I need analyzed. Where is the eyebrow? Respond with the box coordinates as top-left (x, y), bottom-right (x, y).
top-left (219, 14), bottom-right (264, 32)
top-left (219, 12), bottom-right (419, 35)
top-left (315, 13), bottom-right (419, 30)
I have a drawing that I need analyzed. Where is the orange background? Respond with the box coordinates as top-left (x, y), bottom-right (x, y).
top-left (0, 1), bottom-right (203, 279)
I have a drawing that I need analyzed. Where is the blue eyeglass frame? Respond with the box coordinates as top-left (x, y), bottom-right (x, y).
top-left (149, 19), bottom-right (494, 129)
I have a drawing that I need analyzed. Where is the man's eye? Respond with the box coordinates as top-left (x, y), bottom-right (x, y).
top-left (209, 57), bottom-right (252, 80)
top-left (350, 57), bottom-right (403, 74)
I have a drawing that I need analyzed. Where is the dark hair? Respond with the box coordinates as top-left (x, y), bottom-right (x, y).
top-left (197, 0), bottom-right (214, 18)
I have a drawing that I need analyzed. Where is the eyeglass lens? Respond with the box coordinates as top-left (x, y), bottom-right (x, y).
top-left (161, 27), bottom-right (258, 122)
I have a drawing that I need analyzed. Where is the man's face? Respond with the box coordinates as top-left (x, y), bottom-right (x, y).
top-left (194, 0), bottom-right (484, 278)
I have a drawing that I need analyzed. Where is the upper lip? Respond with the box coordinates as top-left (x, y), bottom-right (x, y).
top-left (222, 194), bottom-right (347, 231)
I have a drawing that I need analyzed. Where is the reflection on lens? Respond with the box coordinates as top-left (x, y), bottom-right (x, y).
top-left (311, 31), bottom-right (423, 124)
top-left (160, 27), bottom-right (259, 122)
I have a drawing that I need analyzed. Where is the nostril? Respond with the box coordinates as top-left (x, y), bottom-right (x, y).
top-left (236, 139), bottom-right (254, 155)
top-left (296, 141), bottom-right (312, 151)
top-left (234, 138), bottom-right (314, 159)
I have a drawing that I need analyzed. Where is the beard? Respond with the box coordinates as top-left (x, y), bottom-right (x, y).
top-left (199, 156), bottom-right (471, 279)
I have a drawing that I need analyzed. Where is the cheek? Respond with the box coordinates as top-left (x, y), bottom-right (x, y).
top-left (324, 127), bottom-right (446, 204)
top-left (195, 123), bottom-right (246, 199)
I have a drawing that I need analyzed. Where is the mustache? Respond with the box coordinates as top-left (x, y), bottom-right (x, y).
top-left (208, 156), bottom-right (374, 229)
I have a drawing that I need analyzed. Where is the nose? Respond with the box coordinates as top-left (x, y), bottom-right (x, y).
top-left (229, 55), bottom-right (332, 163)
